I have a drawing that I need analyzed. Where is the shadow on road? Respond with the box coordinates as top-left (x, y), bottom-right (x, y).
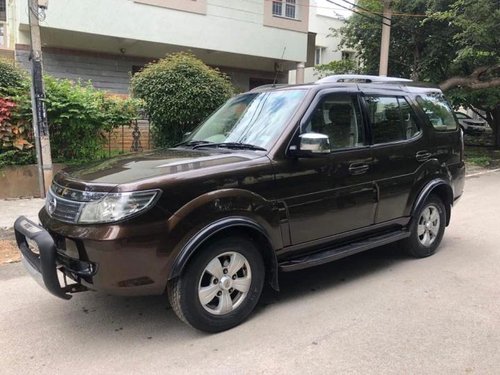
top-left (41, 242), bottom-right (414, 341)
top-left (256, 242), bottom-right (412, 313)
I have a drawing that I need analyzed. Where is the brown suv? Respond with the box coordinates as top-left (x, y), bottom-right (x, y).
top-left (15, 75), bottom-right (465, 332)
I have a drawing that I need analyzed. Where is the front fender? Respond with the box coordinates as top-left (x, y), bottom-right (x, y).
top-left (160, 189), bottom-right (283, 287)
top-left (168, 216), bottom-right (278, 283)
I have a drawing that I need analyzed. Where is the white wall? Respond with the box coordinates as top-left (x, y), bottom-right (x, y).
top-left (16, 0), bottom-right (308, 63)
top-left (289, 0), bottom-right (354, 83)
top-left (309, 0), bottom-right (346, 64)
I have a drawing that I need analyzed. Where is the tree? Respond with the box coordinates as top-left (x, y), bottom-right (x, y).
top-left (314, 59), bottom-right (361, 78)
top-left (131, 52), bottom-right (234, 147)
top-left (433, 0), bottom-right (500, 146)
top-left (339, 0), bottom-right (500, 146)
top-left (339, 0), bottom-right (458, 81)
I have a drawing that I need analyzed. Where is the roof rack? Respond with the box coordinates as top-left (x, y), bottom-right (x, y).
top-left (316, 74), bottom-right (412, 84)
top-left (249, 83), bottom-right (288, 92)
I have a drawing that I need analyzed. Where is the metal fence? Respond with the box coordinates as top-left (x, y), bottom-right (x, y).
top-left (105, 118), bottom-right (152, 156)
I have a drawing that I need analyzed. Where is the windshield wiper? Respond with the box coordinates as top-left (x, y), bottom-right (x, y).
top-left (192, 142), bottom-right (266, 151)
top-left (175, 140), bottom-right (212, 148)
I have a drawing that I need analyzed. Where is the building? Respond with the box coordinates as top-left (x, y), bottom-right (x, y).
top-left (289, 0), bottom-right (355, 84)
top-left (4, 0), bottom-right (316, 93)
top-left (0, 0), bottom-right (15, 60)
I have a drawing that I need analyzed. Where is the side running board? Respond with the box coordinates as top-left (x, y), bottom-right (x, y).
top-left (279, 230), bottom-right (410, 272)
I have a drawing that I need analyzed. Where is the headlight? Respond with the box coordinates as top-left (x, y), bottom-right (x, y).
top-left (78, 190), bottom-right (160, 224)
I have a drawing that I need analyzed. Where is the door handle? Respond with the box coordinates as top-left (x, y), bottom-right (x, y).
top-left (348, 163), bottom-right (369, 175)
top-left (416, 150), bottom-right (432, 162)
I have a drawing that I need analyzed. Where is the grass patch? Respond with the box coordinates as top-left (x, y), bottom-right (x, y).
top-left (467, 156), bottom-right (491, 167)
top-left (464, 146), bottom-right (500, 168)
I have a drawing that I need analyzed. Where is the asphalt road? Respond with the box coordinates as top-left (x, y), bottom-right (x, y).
top-left (1, 171), bottom-right (499, 375)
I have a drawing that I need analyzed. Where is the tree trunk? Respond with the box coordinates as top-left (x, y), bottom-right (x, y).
top-left (493, 104), bottom-right (500, 149)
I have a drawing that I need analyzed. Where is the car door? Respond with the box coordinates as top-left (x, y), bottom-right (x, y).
top-left (361, 92), bottom-right (426, 223)
top-left (270, 90), bottom-right (378, 250)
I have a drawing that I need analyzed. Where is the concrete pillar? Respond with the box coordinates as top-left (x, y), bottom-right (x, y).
top-left (296, 62), bottom-right (305, 84)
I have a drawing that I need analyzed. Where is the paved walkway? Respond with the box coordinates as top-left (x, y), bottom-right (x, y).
top-left (0, 198), bottom-right (45, 229)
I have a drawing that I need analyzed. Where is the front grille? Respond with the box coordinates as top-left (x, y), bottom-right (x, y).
top-left (46, 189), bottom-right (84, 223)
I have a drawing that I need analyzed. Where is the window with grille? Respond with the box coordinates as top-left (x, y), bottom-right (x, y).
top-left (341, 51), bottom-right (354, 61)
top-left (272, 0), bottom-right (298, 19)
top-left (0, 0), bottom-right (6, 22)
top-left (315, 47), bottom-right (325, 65)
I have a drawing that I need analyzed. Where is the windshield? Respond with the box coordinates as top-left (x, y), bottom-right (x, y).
top-left (455, 112), bottom-right (469, 119)
top-left (186, 89), bottom-right (307, 150)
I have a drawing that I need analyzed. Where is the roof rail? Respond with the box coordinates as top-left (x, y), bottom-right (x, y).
top-left (316, 74), bottom-right (412, 84)
top-left (249, 83), bottom-right (288, 92)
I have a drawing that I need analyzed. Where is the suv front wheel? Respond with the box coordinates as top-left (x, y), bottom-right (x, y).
top-left (404, 194), bottom-right (446, 258)
top-left (168, 235), bottom-right (265, 332)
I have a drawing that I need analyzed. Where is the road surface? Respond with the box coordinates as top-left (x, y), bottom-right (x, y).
top-left (1, 171), bottom-right (499, 374)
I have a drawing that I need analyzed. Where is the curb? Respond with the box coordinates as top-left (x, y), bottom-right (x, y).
top-left (465, 168), bottom-right (500, 178)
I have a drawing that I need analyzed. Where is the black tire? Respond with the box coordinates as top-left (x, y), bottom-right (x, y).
top-left (404, 194), bottom-right (446, 258)
top-left (168, 235), bottom-right (265, 333)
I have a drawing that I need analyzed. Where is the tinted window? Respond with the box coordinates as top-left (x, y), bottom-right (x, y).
top-left (416, 93), bottom-right (457, 131)
top-left (366, 96), bottom-right (420, 144)
top-left (302, 94), bottom-right (365, 150)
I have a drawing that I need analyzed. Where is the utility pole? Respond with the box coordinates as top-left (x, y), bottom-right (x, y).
top-left (28, 0), bottom-right (52, 197)
top-left (378, 0), bottom-right (392, 76)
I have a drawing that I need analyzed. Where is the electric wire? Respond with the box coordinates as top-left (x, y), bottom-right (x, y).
top-left (338, 0), bottom-right (391, 21)
top-left (237, 0), bottom-right (429, 17)
top-left (27, 0), bottom-right (430, 30)
top-left (326, 0), bottom-right (391, 27)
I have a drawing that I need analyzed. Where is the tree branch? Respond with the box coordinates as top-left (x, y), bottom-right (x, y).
top-left (468, 106), bottom-right (489, 123)
top-left (439, 64), bottom-right (500, 91)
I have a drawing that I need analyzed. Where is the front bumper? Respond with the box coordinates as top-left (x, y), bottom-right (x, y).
top-left (14, 216), bottom-right (95, 299)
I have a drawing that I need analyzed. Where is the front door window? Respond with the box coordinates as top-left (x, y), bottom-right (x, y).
top-left (302, 94), bottom-right (366, 150)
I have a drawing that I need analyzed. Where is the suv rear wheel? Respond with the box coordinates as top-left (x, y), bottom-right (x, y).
top-left (168, 236), bottom-right (265, 332)
top-left (404, 194), bottom-right (446, 258)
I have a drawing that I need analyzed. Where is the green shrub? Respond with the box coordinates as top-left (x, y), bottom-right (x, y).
top-left (0, 95), bottom-right (35, 169)
top-left (7, 77), bottom-right (141, 164)
top-left (0, 97), bottom-right (33, 151)
top-left (43, 77), bottom-right (141, 162)
top-left (0, 149), bottom-right (36, 168)
top-left (131, 52), bottom-right (234, 147)
top-left (1, 59), bottom-right (140, 165)
top-left (0, 58), bottom-right (29, 97)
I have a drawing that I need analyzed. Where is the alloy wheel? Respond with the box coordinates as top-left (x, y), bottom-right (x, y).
top-left (198, 251), bottom-right (252, 315)
top-left (417, 204), bottom-right (441, 247)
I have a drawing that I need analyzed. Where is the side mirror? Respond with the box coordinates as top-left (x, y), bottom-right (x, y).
top-left (289, 133), bottom-right (331, 157)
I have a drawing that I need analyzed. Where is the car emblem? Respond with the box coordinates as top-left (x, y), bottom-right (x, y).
top-left (48, 195), bottom-right (57, 215)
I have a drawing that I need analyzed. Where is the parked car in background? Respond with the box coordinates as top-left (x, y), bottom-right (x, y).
top-left (454, 112), bottom-right (492, 135)
top-left (14, 75), bottom-right (465, 333)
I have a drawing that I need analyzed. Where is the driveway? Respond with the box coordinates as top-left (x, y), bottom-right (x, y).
top-left (1, 171), bottom-right (499, 374)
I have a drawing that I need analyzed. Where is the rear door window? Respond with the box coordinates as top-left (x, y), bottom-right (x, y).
top-left (365, 96), bottom-right (420, 144)
top-left (416, 93), bottom-right (457, 131)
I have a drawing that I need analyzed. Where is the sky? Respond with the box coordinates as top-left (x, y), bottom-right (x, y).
top-left (312, 0), bottom-right (354, 20)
